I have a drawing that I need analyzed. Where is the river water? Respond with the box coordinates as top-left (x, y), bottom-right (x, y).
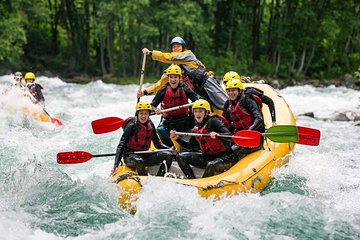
top-left (0, 75), bottom-right (359, 240)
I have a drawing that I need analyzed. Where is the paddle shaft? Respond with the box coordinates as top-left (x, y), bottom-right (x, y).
top-left (25, 89), bottom-right (50, 116)
top-left (137, 53), bottom-right (147, 102)
top-left (161, 103), bottom-right (193, 113)
top-left (176, 132), bottom-right (231, 139)
top-left (93, 153), bottom-right (116, 158)
top-left (95, 149), bottom-right (172, 157)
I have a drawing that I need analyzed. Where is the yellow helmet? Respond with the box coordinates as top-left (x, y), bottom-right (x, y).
top-left (223, 71), bottom-right (240, 84)
top-left (225, 79), bottom-right (244, 91)
top-left (24, 72), bottom-right (36, 80)
top-left (135, 101), bottom-right (152, 112)
top-left (166, 64), bottom-right (182, 76)
top-left (192, 99), bottom-right (211, 112)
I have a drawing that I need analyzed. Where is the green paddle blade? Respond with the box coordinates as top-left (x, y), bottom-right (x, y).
top-left (262, 125), bottom-right (299, 143)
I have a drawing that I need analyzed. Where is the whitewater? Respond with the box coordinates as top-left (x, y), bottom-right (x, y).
top-left (0, 75), bottom-right (359, 240)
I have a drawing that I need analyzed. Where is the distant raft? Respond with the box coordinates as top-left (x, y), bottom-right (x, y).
top-left (112, 83), bottom-right (296, 214)
top-left (23, 106), bottom-right (63, 127)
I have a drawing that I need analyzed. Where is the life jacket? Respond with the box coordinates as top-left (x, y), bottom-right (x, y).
top-left (228, 101), bottom-right (254, 130)
top-left (28, 83), bottom-right (43, 103)
top-left (227, 91), bottom-right (263, 130)
top-left (244, 87), bottom-right (263, 110)
top-left (162, 84), bottom-right (189, 118)
top-left (193, 120), bottom-right (227, 156)
top-left (125, 118), bottom-right (154, 151)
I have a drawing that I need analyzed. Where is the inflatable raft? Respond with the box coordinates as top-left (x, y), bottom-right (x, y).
top-left (112, 83), bottom-right (296, 213)
top-left (23, 106), bottom-right (63, 127)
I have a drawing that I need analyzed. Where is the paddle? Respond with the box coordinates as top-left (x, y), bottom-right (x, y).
top-left (91, 103), bottom-right (194, 134)
top-left (161, 103), bottom-right (193, 113)
top-left (262, 125), bottom-right (321, 146)
top-left (137, 53), bottom-right (147, 103)
top-left (297, 126), bottom-right (321, 146)
top-left (262, 125), bottom-right (299, 143)
top-left (57, 149), bottom-right (173, 164)
top-left (175, 130), bottom-right (261, 148)
top-left (50, 117), bottom-right (63, 127)
top-left (91, 117), bottom-right (125, 134)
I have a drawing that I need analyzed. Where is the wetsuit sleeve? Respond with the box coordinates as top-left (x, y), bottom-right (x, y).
top-left (151, 86), bottom-right (167, 108)
top-left (183, 83), bottom-right (200, 101)
top-left (246, 88), bottom-right (276, 123)
top-left (261, 95), bottom-right (276, 122)
top-left (143, 73), bottom-right (168, 95)
top-left (151, 50), bottom-right (199, 69)
top-left (114, 122), bottom-right (134, 169)
top-left (151, 122), bottom-right (171, 149)
top-left (244, 98), bottom-right (264, 131)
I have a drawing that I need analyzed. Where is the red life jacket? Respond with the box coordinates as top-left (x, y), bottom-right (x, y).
top-left (127, 120), bottom-right (154, 151)
top-left (228, 93), bottom-right (262, 130)
top-left (228, 102), bottom-right (254, 130)
top-left (194, 121), bottom-right (227, 156)
top-left (162, 85), bottom-right (189, 118)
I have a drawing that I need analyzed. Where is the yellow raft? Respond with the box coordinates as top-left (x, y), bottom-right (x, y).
top-left (112, 83), bottom-right (296, 213)
top-left (23, 106), bottom-right (63, 127)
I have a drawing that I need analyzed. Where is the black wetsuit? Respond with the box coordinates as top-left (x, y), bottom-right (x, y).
top-left (114, 118), bottom-right (173, 176)
top-left (151, 82), bottom-right (200, 147)
top-left (244, 87), bottom-right (276, 123)
top-left (175, 116), bottom-right (235, 179)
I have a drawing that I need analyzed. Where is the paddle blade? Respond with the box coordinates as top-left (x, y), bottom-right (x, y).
top-left (297, 126), bottom-right (321, 146)
top-left (263, 125), bottom-right (299, 143)
top-left (91, 117), bottom-right (124, 134)
top-left (50, 117), bottom-right (63, 127)
top-left (232, 130), bottom-right (261, 148)
top-left (57, 151), bottom-right (93, 164)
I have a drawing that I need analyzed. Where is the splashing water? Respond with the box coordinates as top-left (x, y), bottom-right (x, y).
top-left (1, 75), bottom-right (359, 239)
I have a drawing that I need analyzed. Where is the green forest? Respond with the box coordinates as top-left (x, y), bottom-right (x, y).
top-left (0, 0), bottom-right (359, 85)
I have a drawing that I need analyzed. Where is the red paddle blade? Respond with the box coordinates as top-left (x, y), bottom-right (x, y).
top-left (57, 151), bottom-right (93, 164)
top-left (91, 117), bottom-right (124, 134)
top-left (232, 130), bottom-right (261, 148)
top-left (297, 126), bottom-right (321, 146)
top-left (50, 117), bottom-right (63, 127)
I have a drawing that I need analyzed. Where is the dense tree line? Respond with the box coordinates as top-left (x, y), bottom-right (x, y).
top-left (0, 0), bottom-right (359, 83)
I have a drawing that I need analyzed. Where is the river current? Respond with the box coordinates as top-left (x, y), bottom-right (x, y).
top-left (0, 75), bottom-right (359, 239)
